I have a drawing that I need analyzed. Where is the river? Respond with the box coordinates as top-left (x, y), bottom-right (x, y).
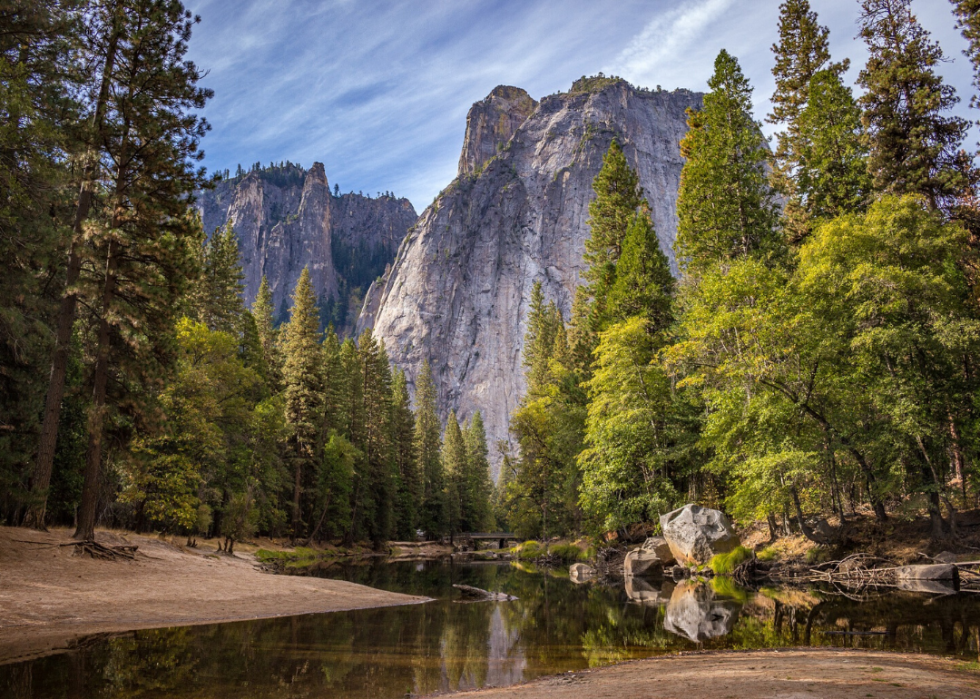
top-left (2, 559), bottom-right (978, 698)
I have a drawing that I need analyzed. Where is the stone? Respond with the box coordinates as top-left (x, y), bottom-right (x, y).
top-left (641, 536), bottom-right (675, 565)
top-left (453, 584), bottom-right (517, 602)
top-left (196, 163), bottom-right (417, 336)
top-left (895, 564), bottom-right (959, 590)
top-left (624, 549), bottom-right (665, 579)
top-left (664, 582), bottom-right (740, 643)
top-left (569, 563), bottom-right (597, 583)
top-left (660, 505), bottom-right (739, 565)
top-left (933, 551), bottom-right (958, 564)
top-left (359, 79), bottom-right (703, 475)
top-left (625, 577), bottom-right (673, 605)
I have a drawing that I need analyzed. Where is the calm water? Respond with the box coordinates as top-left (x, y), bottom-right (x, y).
top-left (2, 559), bottom-right (979, 698)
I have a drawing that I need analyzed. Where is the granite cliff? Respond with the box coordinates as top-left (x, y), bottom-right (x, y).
top-left (197, 162), bottom-right (417, 332)
top-left (359, 77), bottom-right (702, 475)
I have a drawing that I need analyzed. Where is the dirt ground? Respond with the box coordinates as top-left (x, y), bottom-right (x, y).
top-left (430, 649), bottom-right (980, 699)
top-left (0, 526), bottom-right (429, 665)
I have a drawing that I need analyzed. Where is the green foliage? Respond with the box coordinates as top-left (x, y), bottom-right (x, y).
top-left (415, 360), bottom-right (446, 537)
top-left (858, 0), bottom-right (975, 212)
top-left (676, 50), bottom-right (781, 274)
top-left (708, 545), bottom-right (754, 575)
top-left (756, 546), bottom-right (779, 562)
top-left (548, 543), bottom-right (588, 563)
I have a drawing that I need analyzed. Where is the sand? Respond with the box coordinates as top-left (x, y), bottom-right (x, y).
top-left (0, 526), bottom-right (428, 665)
top-left (429, 649), bottom-right (980, 699)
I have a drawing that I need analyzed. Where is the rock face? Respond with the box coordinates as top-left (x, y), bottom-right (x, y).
top-left (360, 78), bottom-right (701, 472)
top-left (660, 505), bottom-right (739, 565)
top-left (196, 162), bottom-right (417, 333)
top-left (457, 86), bottom-right (538, 177)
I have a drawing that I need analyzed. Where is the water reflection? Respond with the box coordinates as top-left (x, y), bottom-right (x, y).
top-left (2, 560), bottom-right (979, 699)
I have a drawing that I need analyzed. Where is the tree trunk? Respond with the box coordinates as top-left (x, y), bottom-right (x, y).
top-left (74, 238), bottom-right (120, 541)
top-left (26, 14), bottom-right (124, 529)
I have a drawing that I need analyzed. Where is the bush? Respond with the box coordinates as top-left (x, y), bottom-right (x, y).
top-left (513, 540), bottom-right (542, 560)
top-left (805, 546), bottom-right (831, 564)
top-left (708, 545), bottom-right (754, 575)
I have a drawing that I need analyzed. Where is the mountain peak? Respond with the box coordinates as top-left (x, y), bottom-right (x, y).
top-left (457, 85), bottom-right (538, 177)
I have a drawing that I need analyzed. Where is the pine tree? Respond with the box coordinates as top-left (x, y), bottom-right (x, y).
top-left (583, 140), bottom-right (643, 311)
top-left (952, 1), bottom-right (980, 135)
top-left (252, 275), bottom-right (282, 390)
top-left (463, 411), bottom-right (493, 532)
top-left (523, 282), bottom-right (561, 392)
top-left (194, 222), bottom-right (244, 332)
top-left (605, 209), bottom-right (674, 332)
top-left (391, 368), bottom-right (418, 539)
top-left (795, 71), bottom-right (872, 220)
top-left (676, 50), bottom-right (780, 275)
top-left (858, 0), bottom-right (974, 211)
top-left (282, 268), bottom-right (324, 536)
top-left (1, 0), bottom-right (80, 525)
top-left (358, 329), bottom-right (394, 547)
top-left (73, 1), bottom-right (212, 541)
top-left (442, 411), bottom-right (467, 538)
top-left (414, 360), bottom-right (445, 537)
top-left (768, 0), bottom-right (848, 237)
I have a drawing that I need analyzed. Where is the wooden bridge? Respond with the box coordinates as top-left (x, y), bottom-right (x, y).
top-left (458, 532), bottom-right (523, 549)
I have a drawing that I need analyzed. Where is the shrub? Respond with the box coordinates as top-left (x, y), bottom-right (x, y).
top-left (708, 545), bottom-right (754, 575)
top-left (549, 543), bottom-right (587, 564)
top-left (756, 546), bottom-right (779, 562)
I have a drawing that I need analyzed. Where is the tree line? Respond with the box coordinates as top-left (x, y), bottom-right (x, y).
top-left (0, 0), bottom-right (493, 545)
top-left (497, 0), bottom-right (980, 543)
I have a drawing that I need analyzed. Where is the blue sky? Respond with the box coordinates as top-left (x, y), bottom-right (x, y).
top-left (184, 0), bottom-right (977, 211)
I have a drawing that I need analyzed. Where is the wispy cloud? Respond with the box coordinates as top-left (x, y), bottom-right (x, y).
top-left (184, 0), bottom-right (975, 211)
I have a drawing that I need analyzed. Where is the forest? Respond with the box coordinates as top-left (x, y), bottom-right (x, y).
top-left (2, 0), bottom-right (980, 550)
top-left (497, 0), bottom-right (980, 544)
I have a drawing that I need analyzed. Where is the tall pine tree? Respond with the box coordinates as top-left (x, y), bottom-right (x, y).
top-left (414, 359), bottom-right (445, 537)
top-left (282, 268), bottom-right (324, 537)
top-left (858, 0), bottom-right (974, 211)
top-left (676, 50), bottom-right (780, 275)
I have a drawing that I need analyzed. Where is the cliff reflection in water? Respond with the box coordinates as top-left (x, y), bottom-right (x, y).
top-left (2, 560), bottom-right (979, 699)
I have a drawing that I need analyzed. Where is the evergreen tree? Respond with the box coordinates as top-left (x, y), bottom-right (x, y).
top-left (523, 282), bottom-right (561, 392)
top-left (768, 0), bottom-right (847, 237)
top-left (858, 0), bottom-right (974, 212)
top-left (414, 360), bottom-right (445, 537)
top-left (73, 0), bottom-right (212, 541)
top-left (0, 0), bottom-right (80, 525)
top-left (282, 268), bottom-right (324, 536)
top-left (676, 50), bottom-right (780, 276)
top-left (462, 411), bottom-right (493, 532)
top-left (391, 368), bottom-right (418, 539)
top-left (252, 276), bottom-right (282, 389)
top-left (605, 210), bottom-right (674, 331)
top-left (583, 140), bottom-right (643, 312)
top-left (357, 329), bottom-right (394, 547)
top-left (795, 70), bottom-right (873, 220)
top-left (194, 222), bottom-right (244, 332)
top-left (442, 411), bottom-right (467, 538)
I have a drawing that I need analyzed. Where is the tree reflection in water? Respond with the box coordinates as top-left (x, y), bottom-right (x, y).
top-left (2, 560), bottom-right (978, 698)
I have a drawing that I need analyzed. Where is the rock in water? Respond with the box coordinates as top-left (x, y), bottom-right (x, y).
top-left (196, 162), bottom-right (417, 336)
top-left (660, 504), bottom-right (739, 565)
top-left (624, 549), bottom-right (665, 579)
top-left (664, 581), bottom-right (740, 643)
top-left (569, 562), bottom-right (597, 583)
top-left (625, 577), bottom-right (673, 605)
top-left (641, 536), bottom-right (675, 565)
top-left (452, 584), bottom-right (517, 602)
top-left (359, 78), bottom-right (702, 474)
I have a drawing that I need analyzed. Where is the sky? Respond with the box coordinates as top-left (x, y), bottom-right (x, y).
top-left (184, 0), bottom-right (977, 212)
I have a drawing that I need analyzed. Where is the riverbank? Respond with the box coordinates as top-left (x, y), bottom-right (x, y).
top-left (430, 649), bottom-right (980, 698)
top-left (0, 526), bottom-right (429, 665)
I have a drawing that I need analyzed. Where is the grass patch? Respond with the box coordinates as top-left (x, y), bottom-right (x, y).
top-left (756, 546), bottom-right (779, 562)
top-left (708, 545), bottom-right (754, 575)
top-left (255, 547), bottom-right (332, 569)
top-left (512, 540), bottom-right (543, 561)
top-left (548, 543), bottom-right (588, 564)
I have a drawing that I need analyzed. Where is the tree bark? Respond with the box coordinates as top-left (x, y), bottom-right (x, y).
top-left (73, 237), bottom-right (120, 541)
top-left (26, 11), bottom-right (123, 529)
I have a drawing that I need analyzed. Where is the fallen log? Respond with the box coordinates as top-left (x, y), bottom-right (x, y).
top-left (452, 584), bottom-right (517, 602)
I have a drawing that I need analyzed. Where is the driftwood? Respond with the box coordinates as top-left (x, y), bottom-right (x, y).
top-left (452, 584), bottom-right (517, 602)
